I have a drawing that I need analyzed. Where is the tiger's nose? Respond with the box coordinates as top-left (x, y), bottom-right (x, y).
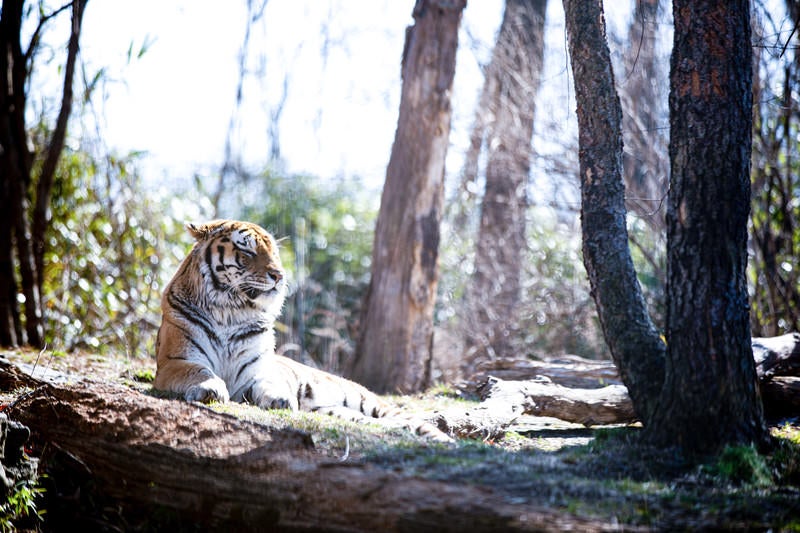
top-left (267, 269), bottom-right (283, 283)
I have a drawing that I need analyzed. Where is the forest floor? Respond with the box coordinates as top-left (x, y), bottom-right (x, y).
top-left (3, 347), bottom-right (800, 531)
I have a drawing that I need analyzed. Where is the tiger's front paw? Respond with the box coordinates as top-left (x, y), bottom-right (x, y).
top-left (186, 377), bottom-right (230, 404)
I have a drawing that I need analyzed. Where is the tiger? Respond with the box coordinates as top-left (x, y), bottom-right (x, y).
top-left (154, 219), bottom-right (452, 443)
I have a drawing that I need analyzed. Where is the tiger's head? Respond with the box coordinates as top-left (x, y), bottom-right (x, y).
top-left (184, 219), bottom-right (287, 316)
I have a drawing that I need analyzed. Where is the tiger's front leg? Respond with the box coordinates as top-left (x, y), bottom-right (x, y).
top-left (186, 375), bottom-right (230, 404)
top-left (154, 358), bottom-right (230, 404)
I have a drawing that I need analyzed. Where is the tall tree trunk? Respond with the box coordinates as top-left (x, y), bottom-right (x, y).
top-left (562, 0), bottom-right (666, 425)
top-left (463, 0), bottom-right (547, 371)
top-left (32, 0), bottom-right (87, 293)
top-left (647, 0), bottom-right (769, 453)
top-left (0, 0), bottom-right (31, 347)
top-left (351, 0), bottom-right (465, 393)
top-left (620, 0), bottom-right (668, 232)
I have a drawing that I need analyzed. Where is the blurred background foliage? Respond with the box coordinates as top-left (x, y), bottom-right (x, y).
top-left (237, 173), bottom-right (377, 373)
top-left (40, 144), bottom-right (210, 356)
top-left (10, 0), bottom-right (799, 386)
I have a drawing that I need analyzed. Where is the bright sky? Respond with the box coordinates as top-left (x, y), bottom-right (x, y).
top-left (65, 1), bottom-right (642, 193)
top-left (77, 1), bottom-right (482, 189)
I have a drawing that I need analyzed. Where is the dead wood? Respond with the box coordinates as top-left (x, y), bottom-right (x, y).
top-left (436, 375), bottom-right (635, 440)
top-left (465, 355), bottom-right (621, 391)
top-left (478, 377), bottom-right (636, 426)
top-left (453, 357), bottom-right (634, 431)
top-left (458, 334), bottom-right (800, 428)
top-left (761, 377), bottom-right (800, 418)
top-left (752, 333), bottom-right (800, 379)
top-left (0, 359), bottom-right (613, 532)
top-left (2, 333), bottom-right (797, 528)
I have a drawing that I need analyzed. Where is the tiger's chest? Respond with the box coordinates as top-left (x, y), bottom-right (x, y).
top-left (193, 314), bottom-right (276, 376)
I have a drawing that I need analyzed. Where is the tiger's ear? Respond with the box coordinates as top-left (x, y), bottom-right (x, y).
top-left (186, 222), bottom-right (212, 241)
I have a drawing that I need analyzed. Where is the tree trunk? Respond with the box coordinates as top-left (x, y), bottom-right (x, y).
top-left (3, 0), bottom-right (41, 348)
top-left (0, 0), bottom-right (30, 347)
top-left (464, 0), bottom-right (547, 370)
top-left (620, 0), bottom-right (668, 232)
top-left (352, 0), bottom-right (465, 394)
top-left (648, 0), bottom-right (769, 453)
top-left (561, 0), bottom-right (666, 425)
top-left (32, 0), bottom-right (87, 294)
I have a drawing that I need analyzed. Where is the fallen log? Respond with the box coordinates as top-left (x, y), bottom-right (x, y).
top-left (465, 355), bottom-right (621, 391)
top-left (459, 334), bottom-right (800, 426)
top-left (0, 359), bottom-right (611, 532)
top-left (752, 333), bottom-right (800, 379)
top-left (436, 376), bottom-right (635, 439)
top-left (478, 376), bottom-right (636, 426)
top-left (761, 377), bottom-right (800, 418)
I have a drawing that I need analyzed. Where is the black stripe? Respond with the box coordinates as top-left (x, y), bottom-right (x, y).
top-left (173, 257), bottom-right (193, 280)
top-left (167, 291), bottom-right (221, 347)
top-left (167, 291), bottom-right (219, 342)
top-left (234, 250), bottom-right (245, 269)
top-left (164, 317), bottom-right (215, 365)
top-left (230, 324), bottom-right (269, 344)
top-left (235, 355), bottom-right (261, 382)
top-left (236, 246), bottom-right (256, 257)
top-left (216, 245), bottom-right (228, 272)
top-left (205, 244), bottom-right (226, 291)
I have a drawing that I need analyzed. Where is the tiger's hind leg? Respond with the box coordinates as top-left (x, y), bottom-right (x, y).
top-left (313, 405), bottom-right (373, 423)
top-left (242, 372), bottom-right (301, 411)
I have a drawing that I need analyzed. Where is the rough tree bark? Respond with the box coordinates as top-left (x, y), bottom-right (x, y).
top-left (352, 0), bottom-right (466, 394)
top-left (561, 0), bottom-right (666, 426)
top-left (647, 0), bottom-right (769, 452)
top-left (464, 0), bottom-right (547, 370)
top-left (0, 0), bottom-right (28, 347)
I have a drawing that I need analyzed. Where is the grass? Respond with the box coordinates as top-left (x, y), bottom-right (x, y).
top-left (208, 392), bottom-right (465, 460)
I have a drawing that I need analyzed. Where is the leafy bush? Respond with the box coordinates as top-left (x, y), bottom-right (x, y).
top-left (41, 148), bottom-right (212, 357)
top-left (1, 480), bottom-right (46, 532)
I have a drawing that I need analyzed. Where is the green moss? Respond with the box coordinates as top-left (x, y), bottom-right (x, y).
top-left (774, 422), bottom-right (800, 445)
top-left (131, 368), bottom-right (155, 383)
